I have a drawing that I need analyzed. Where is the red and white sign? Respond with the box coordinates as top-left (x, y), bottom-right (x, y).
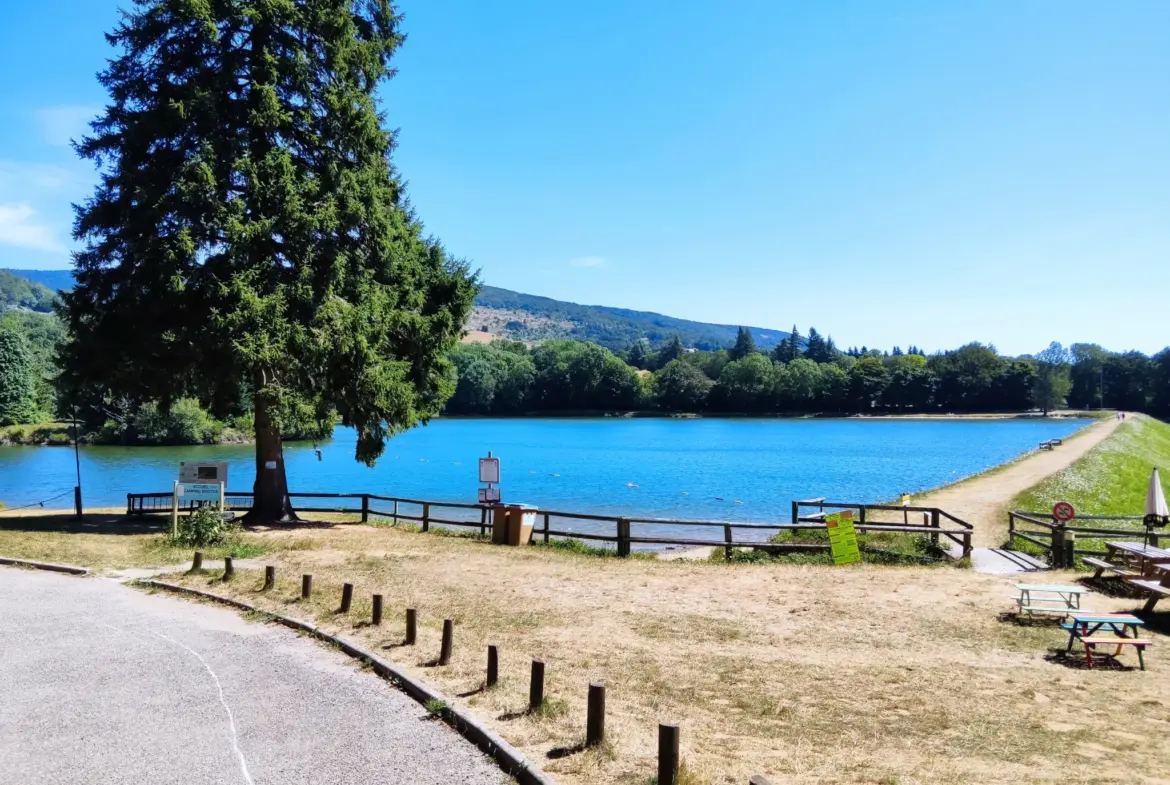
top-left (1053, 502), bottom-right (1076, 523)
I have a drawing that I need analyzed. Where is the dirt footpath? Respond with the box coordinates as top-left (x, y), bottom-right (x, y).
top-left (916, 416), bottom-right (1122, 548)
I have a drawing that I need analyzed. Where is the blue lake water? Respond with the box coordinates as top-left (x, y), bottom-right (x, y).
top-left (0, 418), bottom-right (1089, 524)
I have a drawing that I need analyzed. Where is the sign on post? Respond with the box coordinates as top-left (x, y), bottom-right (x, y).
top-left (825, 510), bottom-right (861, 565)
top-left (478, 456), bottom-right (500, 484)
top-left (1052, 502), bottom-right (1076, 524)
top-left (171, 481), bottom-right (226, 536)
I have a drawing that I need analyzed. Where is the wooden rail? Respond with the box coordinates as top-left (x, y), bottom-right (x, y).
top-left (127, 491), bottom-right (970, 563)
top-left (790, 499), bottom-right (974, 559)
top-left (1007, 510), bottom-right (1160, 567)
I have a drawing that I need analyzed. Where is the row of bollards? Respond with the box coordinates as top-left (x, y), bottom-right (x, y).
top-left (195, 555), bottom-right (754, 784)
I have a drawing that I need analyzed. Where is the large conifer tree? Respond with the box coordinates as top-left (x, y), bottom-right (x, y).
top-left (62, 0), bottom-right (477, 521)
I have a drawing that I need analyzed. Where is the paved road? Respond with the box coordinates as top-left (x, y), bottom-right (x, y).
top-left (0, 568), bottom-right (506, 785)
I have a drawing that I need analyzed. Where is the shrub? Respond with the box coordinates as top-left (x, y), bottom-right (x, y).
top-left (170, 505), bottom-right (236, 547)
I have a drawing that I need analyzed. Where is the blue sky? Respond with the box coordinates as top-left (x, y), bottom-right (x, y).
top-left (1, 1), bottom-right (1167, 355)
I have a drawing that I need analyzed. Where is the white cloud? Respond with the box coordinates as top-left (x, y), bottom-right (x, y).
top-left (0, 161), bottom-right (75, 191)
top-left (0, 203), bottom-right (67, 252)
top-left (568, 256), bottom-right (606, 268)
top-left (35, 105), bottom-right (100, 148)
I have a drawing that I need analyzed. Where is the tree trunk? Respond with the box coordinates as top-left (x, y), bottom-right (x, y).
top-left (245, 376), bottom-right (299, 523)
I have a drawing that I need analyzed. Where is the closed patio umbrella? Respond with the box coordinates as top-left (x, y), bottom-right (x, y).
top-left (1144, 468), bottom-right (1169, 544)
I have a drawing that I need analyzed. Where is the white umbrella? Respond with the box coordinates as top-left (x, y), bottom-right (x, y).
top-left (1147, 468), bottom-right (1169, 519)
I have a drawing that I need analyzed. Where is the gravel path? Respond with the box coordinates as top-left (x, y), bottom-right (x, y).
top-left (0, 568), bottom-right (506, 785)
top-left (915, 415), bottom-right (1123, 548)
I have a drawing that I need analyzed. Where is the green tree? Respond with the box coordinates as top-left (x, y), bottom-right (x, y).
top-left (655, 335), bottom-right (685, 369)
top-left (0, 324), bottom-right (38, 425)
top-left (847, 357), bottom-right (890, 412)
top-left (781, 357), bottom-right (823, 410)
top-left (61, 1), bottom-right (476, 521)
top-left (728, 327), bottom-right (757, 361)
top-left (653, 359), bottom-right (713, 412)
top-left (1068, 343), bottom-right (1109, 409)
top-left (626, 340), bottom-right (652, 370)
top-left (1032, 342), bottom-right (1071, 414)
top-left (529, 341), bottom-right (641, 410)
top-left (1151, 348), bottom-right (1170, 418)
top-left (709, 354), bottom-right (775, 411)
top-left (803, 327), bottom-right (837, 364)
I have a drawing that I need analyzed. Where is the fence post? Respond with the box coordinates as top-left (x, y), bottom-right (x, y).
top-left (439, 619), bottom-right (453, 665)
top-left (929, 509), bottom-right (940, 547)
top-left (422, 503), bottom-right (430, 533)
top-left (487, 645), bottom-right (499, 687)
top-left (1008, 512), bottom-right (1015, 543)
top-left (529, 659), bottom-right (545, 711)
top-left (617, 518), bottom-right (631, 557)
top-left (791, 500), bottom-right (799, 524)
top-left (1062, 530), bottom-right (1076, 569)
top-left (223, 557), bottom-right (234, 581)
top-left (361, 494), bottom-right (369, 523)
top-left (340, 582), bottom-right (353, 612)
top-left (393, 499), bottom-right (399, 525)
top-left (372, 594), bottom-right (383, 626)
top-left (191, 551), bottom-right (203, 571)
top-left (480, 507), bottom-right (487, 537)
top-left (724, 524), bottom-right (733, 561)
top-left (263, 565), bottom-right (275, 591)
top-left (126, 493), bottom-right (133, 516)
top-left (586, 683), bottom-right (606, 746)
top-left (543, 512), bottom-right (551, 544)
top-left (1051, 525), bottom-right (1065, 568)
top-left (658, 723), bottom-right (680, 785)
top-left (301, 574), bottom-right (313, 599)
top-left (405, 608), bottom-right (417, 645)
top-left (963, 531), bottom-right (972, 559)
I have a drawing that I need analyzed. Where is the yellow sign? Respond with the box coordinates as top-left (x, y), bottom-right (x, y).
top-left (825, 510), bottom-right (860, 565)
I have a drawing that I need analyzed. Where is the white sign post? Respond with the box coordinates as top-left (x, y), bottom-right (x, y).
top-left (478, 452), bottom-right (501, 505)
top-left (172, 481), bottom-right (226, 536)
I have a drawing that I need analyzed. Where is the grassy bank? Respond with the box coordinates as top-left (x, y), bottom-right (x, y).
top-left (1013, 415), bottom-right (1170, 516)
top-left (1009, 415), bottom-right (1170, 556)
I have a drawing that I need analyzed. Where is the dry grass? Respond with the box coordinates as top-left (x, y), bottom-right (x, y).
top-left (4, 511), bottom-right (1169, 783)
top-left (145, 523), bottom-right (1170, 785)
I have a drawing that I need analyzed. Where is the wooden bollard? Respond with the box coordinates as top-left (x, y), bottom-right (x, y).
top-left (658, 723), bottom-right (680, 785)
top-left (586, 683), bottom-right (606, 746)
top-left (529, 659), bottom-right (545, 711)
top-left (439, 619), bottom-right (454, 665)
top-left (222, 557), bottom-right (234, 581)
top-left (263, 565), bottom-right (275, 591)
top-left (191, 551), bottom-right (203, 571)
top-left (486, 645), bottom-right (498, 687)
top-left (405, 608), bottom-right (417, 645)
top-left (301, 574), bottom-right (313, 599)
top-left (372, 594), bottom-right (383, 626)
top-left (340, 582), bottom-right (353, 613)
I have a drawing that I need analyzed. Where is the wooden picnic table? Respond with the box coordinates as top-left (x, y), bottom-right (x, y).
top-left (1063, 613), bottom-right (1144, 652)
top-left (1105, 541), bottom-right (1170, 576)
top-left (1015, 584), bottom-right (1088, 617)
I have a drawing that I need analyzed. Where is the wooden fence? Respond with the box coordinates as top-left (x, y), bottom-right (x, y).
top-left (129, 491), bottom-right (972, 562)
top-left (791, 498), bottom-right (974, 559)
top-left (1007, 510), bottom-right (1160, 566)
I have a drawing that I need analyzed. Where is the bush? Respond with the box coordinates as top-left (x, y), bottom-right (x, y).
top-left (170, 505), bottom-right (236, 547)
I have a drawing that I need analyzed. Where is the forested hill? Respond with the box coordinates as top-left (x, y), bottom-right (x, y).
top-left (471, 285), bottom-right (788, 350)
top-left (3, 270), bottom-right (787, 351)
top-left (0, 270), bottom-right (58, 313)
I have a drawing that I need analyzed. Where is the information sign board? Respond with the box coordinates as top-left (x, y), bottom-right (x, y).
top-left (825, 510), bottom-right (861, 565)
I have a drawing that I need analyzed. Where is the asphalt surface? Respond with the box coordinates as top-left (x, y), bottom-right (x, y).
top-left (0, 568), bottom-right (506, 785)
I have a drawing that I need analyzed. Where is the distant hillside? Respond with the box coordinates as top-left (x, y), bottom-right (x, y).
top-left (471, 286), bottom-right (788, 351)
top-left (3, 268), bottom-right (74, 294)
top-left (1, 270), bottom-right (788, 351)
top-left (0, 270), bottom-right (58, 313)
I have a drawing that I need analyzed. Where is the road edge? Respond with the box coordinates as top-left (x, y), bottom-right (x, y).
top-left (142, 579), bottom-right (558, 785)
top-left (0, 556), bottom-right (89, 575)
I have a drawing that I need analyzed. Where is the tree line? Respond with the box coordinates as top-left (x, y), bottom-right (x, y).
top-left (444, 327), bottom-right (1170, 417)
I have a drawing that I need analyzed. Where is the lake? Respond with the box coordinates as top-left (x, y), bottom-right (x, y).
top-left (0, 418), bottom-right (1090, 524)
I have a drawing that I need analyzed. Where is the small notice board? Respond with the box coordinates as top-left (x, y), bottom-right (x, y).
top-left (171, 480), bottom-right (226, 536)
top-left (825, 510), bottom-right (861, 565)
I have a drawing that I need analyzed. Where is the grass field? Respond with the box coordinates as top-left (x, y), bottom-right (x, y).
top-left (1009, 415), bottom-right (1170, 556)
top-left (3, 511), bottom-right (1169, 784)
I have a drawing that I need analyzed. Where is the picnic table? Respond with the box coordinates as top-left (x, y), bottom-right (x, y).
top-left (1104, 542), bottom-right (1170, 575)
top-left (1062, 613), bottom-right (1144, 652)
top-left (1014, 584), bottom-right (1087, 618)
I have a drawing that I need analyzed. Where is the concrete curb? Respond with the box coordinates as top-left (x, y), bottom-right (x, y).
top-left (0, 556), bottom-right (89, 575)
top-left (142, 580), bottom-right (558, 785)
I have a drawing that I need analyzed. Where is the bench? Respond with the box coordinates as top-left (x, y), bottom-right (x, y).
top-left (1128, 577), bottom-right (1170, 613)
top-left (1082, 636), bottom-right (1152, 670)
top-left (1018, 605), bottom-right (1074, 617)
top-left (1083, 557), bottom-right (1137, 579)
